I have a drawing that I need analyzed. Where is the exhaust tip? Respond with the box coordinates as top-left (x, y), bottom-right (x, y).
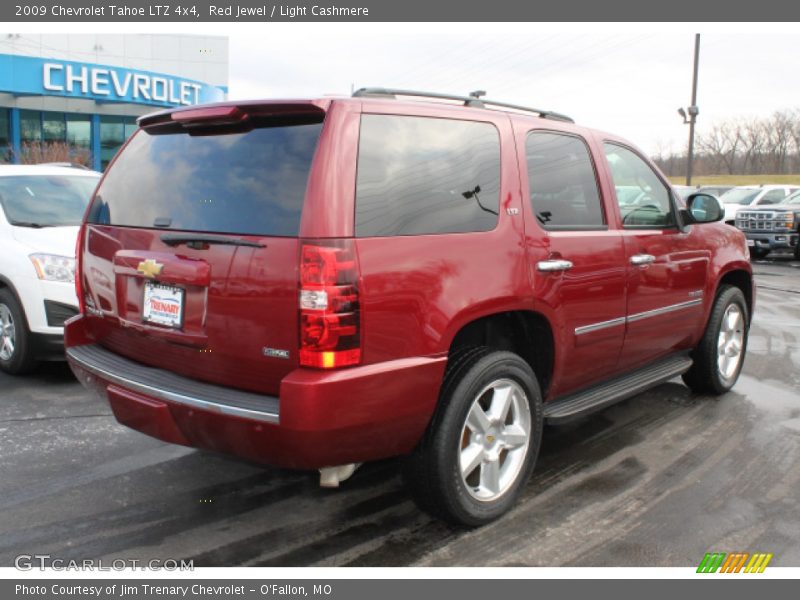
top-left (319, 463), bottom-right (360, 488)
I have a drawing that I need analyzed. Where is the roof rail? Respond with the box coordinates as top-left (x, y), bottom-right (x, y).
top-left (352, 87), bottom-right (574, 123)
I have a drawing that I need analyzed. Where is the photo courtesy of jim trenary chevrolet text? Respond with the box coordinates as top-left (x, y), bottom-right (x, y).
top-left (1, 0), bottom-right (799, 595)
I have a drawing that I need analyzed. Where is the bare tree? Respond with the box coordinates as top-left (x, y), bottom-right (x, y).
top-left (765, 110), bottom-right (793, 174)
top-left (740, 118), bottom-right (768, 174)
top-left (788, 108), bottom-right (800, 172)
top-left (697, 121), bottom-right (742, 174)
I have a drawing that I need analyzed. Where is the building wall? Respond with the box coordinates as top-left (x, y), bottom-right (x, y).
top-left (0, 33), bottom-right (228, 90)
top-left (0, 33), bottom-right (228, 170)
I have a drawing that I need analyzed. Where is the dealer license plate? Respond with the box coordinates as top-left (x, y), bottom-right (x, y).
top-left (142, 281), bottom-right (184, 328)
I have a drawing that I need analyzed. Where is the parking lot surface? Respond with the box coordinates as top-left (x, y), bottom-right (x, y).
top-left (1, 257), bottom-right (799, 567)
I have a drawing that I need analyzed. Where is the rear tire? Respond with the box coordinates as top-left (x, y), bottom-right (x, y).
top-left (682, 285), bottom-right (748, 395)
top-left (403, 347), bottom-right (543, 526)
top-left (0, 288), bottom-right (38, 375)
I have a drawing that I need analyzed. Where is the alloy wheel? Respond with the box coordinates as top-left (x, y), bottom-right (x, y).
top-left (0, 304), bottom-right (16, 361)
top-left (458, 378), bottom-right (531, 502)
top-left (717, 304), bottom-right (744, 381)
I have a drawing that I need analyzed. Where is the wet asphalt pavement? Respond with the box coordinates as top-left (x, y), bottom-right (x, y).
top-left (1, 256), bottom-right (799, 568)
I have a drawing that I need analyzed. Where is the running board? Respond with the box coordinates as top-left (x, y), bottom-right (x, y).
top-left (543, 353), bottom-right (693, 425)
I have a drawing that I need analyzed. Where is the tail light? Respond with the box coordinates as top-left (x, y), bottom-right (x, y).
top-left (299, 239), bottom-right (361, 368)
top-left (75, 225), bottom-right (86, 314)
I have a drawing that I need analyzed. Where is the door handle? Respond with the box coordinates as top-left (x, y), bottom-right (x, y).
top-left (537, 259), bottom-right (573, 272)
top-left (630, 254), bottom-right (656, 266)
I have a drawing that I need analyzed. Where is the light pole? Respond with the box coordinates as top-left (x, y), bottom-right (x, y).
top-left (678, 34), bottom-right (701, 186)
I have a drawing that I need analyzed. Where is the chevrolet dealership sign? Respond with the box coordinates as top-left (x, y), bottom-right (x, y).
top-left (0, 54), bottom-right (225, 107)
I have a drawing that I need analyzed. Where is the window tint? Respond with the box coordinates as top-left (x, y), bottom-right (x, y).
top-left (355, 115), bottom-right (500, 237)
top-left (526, 132), bottom-right (604, 228)
top-left (88, 121), bottom-right (323, 237)
top-left (604, 143), bottom-right (675, 228)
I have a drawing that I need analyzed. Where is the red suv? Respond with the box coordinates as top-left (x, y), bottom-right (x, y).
top-left (65, 89), bottom-right (753, 525)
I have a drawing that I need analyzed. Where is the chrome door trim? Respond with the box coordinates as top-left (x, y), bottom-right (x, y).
top-left (574, 295), bottom-right (705, 335)
top-left (626, 298), bottom-right (704, 323)
top-left (574, 317), bottom-right (626, 336)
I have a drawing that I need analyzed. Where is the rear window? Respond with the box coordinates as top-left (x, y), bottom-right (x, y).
top-left (355, 115), bottom-right (501, 237)
top-left (88, 121), bottom-right (323, 236)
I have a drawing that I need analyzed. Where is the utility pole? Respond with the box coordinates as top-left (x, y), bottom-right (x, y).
top-left (685, 34), bottom-right (700, 185)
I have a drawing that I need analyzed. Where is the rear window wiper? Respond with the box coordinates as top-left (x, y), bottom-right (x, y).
top-left (160, 232), bottom-right (266, 249)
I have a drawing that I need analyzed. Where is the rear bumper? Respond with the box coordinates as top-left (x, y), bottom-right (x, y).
top-left (67, 343), bottom-right (280, 423)
top-left (65, 315), bottom-right (446, 470)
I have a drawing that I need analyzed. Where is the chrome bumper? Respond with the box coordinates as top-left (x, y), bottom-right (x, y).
top-left (66, 344), bottom-right (280, 424)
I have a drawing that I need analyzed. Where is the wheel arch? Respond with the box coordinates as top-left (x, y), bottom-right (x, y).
top-left (0, 275), bottom-right (27, 323)
top-left (446, 310), bottom-right (555, 398)
top-left (715, 267), bottom-right (754, 323)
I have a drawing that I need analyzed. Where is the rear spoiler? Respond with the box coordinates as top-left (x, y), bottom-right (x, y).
top-left (137, 100), bottom-right (330, 130)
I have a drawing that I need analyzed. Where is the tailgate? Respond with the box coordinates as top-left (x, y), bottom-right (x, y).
top-left (79, 105), bottom-right (325, 396)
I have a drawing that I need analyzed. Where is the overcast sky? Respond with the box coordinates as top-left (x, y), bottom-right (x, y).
top-left (224, 26), bottom-right (800, 156)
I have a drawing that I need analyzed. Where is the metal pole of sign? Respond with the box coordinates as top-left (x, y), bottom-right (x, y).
top-left (686, 34), bottom-right (700, 186)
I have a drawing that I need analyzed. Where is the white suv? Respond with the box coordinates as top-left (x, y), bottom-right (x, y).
top-left (0, 165), bottom-right (101, 374)
top-left (719, 185), bottom-right (799, 224)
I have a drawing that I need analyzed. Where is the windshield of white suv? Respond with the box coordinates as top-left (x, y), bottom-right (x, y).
top-left (780, 190), bottom-right (800, 205)
top-left (719, 189), bottom-right (761, 205)
top-left (0, 175), bottom-right (99, 227)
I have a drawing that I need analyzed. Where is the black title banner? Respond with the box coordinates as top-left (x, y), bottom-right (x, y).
top-left (5, 579), bottom-right (798, 600)
top-left (4, 0), bottom-right (800, 22)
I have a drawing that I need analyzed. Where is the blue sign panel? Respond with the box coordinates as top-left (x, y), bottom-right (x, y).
top-left (0, 53), bottom-right (225, 107)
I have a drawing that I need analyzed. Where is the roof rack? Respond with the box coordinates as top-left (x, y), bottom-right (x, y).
top-left (352, 87), bottom-right (574, 123)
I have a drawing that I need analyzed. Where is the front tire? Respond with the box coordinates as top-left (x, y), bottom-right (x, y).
top-left (749, 247), bottom-right (769, 260)
top-left (682, 285), bottom-right (748, 395)
top-left (0, 288), bottom-right (38, 375)
top-left (403, 348), bottom-right (543, 526)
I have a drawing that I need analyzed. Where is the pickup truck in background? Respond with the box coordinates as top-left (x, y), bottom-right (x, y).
top-left (736, 190), bottom-right (800, 259)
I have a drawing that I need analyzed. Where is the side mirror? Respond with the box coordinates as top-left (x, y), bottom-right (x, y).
top-left (682, 192), bottom-right (724, 225)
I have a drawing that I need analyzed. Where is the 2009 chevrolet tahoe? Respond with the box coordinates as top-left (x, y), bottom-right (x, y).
top-left (65, 88), bottom-right (754, 525)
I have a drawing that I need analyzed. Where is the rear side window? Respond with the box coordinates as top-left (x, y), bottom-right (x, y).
top-left (526, 132), bottom-right (605, 229)
top-left (88, 121), bottom-right (323, 236)
top-left (355, 115), bottom-right (500, 237)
